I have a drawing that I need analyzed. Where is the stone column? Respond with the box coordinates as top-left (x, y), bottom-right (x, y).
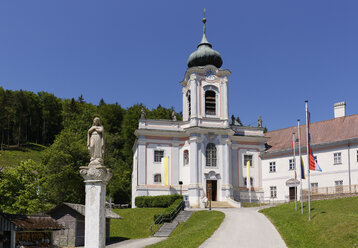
top-left (221, 136), bottom-right (232, 199)
top-left (80, 166), bottom-right (112, 248)
top-left (189, 133), bottom-right (200, 207)
top-left (222, 77), bottom-right (229, 128)
top-left (189, 74), bottom-right (198, 126)
top-left (172, 139), bottom-right (180, 185)
top-left (137, 137), bottom-right (146, 185)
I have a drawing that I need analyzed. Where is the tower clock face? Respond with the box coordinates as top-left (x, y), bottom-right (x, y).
top-left (205, 69), bottom-right (215, 78)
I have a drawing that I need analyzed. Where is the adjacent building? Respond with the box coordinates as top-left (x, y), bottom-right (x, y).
top-left (0, 213), bottom-right (63, 248)
top-left (262, 102), bottom-right (358, 202)
top-left (47, 202), bottom-right (122, 247)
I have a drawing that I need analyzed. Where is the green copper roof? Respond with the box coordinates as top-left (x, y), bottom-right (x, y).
top-left (187, 16), bottom-right (223, 68)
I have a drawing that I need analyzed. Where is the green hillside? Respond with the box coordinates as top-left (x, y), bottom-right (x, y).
top-left (0, 143), bottom-right (46, 168)
top-left (260, 196), bottom-right (358, 248)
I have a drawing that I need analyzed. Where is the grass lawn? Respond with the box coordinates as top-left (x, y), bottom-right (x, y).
top-left (149, 210), bottom-right (225, 248)
top-left (241, 202), bottom-right (267, 208)
top-left (260, 197), bottom-right (358, 248)
top-left (0, 143), bottom-right (45, 168)
top-left (110, 208), bottom-right (164, 241)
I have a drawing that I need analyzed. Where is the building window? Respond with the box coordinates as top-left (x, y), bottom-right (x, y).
top-left (334, 152), bottom-right (342, 165)
top-left (270, 186), bottom-right (277, 198)
top-left (206, 143), bottom-right (217, 167)
top-left (187, 91), bottom-right (191, 118)
top-left (183, 150), bottom-right (189, 165)
top-left (154, 150), bottom-right (164, 163)
top-left (289, 159), bottom-right (295, 170)
top-left (244, 177), bottom-right (253, 187)
top-left (244, 155), bottom-right (253, 167)
top-left (311, 183), bottom-right (318, 193)
top-left (269, 162), bottom-right (276, 173)
top-left (335, 180), bottom-right (343, 193)
top-left (154, 174), bottom-right (161, 183)
top-left (205, 90), bottom-right (216, 115)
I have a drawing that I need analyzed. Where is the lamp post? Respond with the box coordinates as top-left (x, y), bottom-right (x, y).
top-left (209, 185), bottom-right (212, 211)
top-left (179, 181), bottom-right (183, 195)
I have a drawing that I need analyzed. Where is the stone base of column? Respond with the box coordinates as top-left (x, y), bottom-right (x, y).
top-left (220, 184), bottom-right (233, 200)
top-left (80, 166), bottom-right (112, 248)
top-left (188, 184), bottom-right (200, 208)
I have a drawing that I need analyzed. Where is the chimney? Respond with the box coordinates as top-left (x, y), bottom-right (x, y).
top-left (334, 102), bottom-right (346, 118)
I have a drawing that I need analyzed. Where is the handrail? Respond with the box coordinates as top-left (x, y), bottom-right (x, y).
top-left (150, 200), bottom-right (184, 236)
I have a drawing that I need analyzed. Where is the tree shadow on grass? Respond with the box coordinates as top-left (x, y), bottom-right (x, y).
top-left (108, 237), bottom-right (130, 244)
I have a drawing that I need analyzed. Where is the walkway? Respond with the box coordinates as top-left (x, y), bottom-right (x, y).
top-left (199, 207), bottom-right (287, 248)
top-left (107, 237), bottom-right (166, 248)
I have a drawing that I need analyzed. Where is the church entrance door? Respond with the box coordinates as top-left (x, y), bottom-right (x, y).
top-left (289, 187), bottom-right (297, 201)
top-left (206, 180), bottom-right (217, 201)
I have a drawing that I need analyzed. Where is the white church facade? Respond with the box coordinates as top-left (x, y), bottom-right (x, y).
top-left (131, 17), bottom-right (358, 208)
top-left (131, 17), bottom-right (266, 208)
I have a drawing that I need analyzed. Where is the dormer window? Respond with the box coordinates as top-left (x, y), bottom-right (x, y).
top-left (205, 90), bottom-right (216, 115)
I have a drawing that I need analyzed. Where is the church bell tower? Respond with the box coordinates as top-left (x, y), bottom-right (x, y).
top-left (181, 13), bottom-right (230, 128)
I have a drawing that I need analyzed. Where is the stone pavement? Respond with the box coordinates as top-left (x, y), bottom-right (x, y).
top-left (199, 207), bottom-right (287, 248)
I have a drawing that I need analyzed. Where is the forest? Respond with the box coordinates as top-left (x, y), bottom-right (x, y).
top-left (0, 87), bottom-right (181, 214)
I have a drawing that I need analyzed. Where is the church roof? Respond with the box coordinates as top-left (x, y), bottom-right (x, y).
top-left (187, 14), bottom-right (223, 68)
top-left (264, 114), bottom-right (358, 154)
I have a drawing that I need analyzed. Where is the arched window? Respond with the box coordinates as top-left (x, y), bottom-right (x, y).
top-left (154, 174), bottom-right (161, 183)
top-left (205, 90), bottom-right (216, 115)
top-left (206, 143), bottom-right (217, 167)
top-left (184, 150), bottom-right (189, 165)
top-left (187, 91), bottom-right (191, 118)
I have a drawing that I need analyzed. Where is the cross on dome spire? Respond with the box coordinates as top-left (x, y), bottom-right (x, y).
top-left (199, 8), bottom-right (211, 47)
top-left (187, 9), bottom-right (223, 68)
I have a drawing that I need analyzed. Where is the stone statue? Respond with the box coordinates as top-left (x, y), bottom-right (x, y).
top-left (140, 108), bottom-right (146, 119)
top-left (171, 110), bottom-right (177, 121)
top-left (258, 116), bottom-right (263, 127)
top-left (231, 115), bottom-right (235, 125)
top-left (87, 117), bottom-right (104, 166)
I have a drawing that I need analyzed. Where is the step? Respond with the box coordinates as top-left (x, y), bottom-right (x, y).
top-left (174, 210), bottom-right (193, 223)
top-left (210, 201), bottom-right (235, 208)
top-left (153, 222), bottom-right (178, 237)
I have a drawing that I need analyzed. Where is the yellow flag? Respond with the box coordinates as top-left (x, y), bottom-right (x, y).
top-left (164, 157), bottom-right (169, 186)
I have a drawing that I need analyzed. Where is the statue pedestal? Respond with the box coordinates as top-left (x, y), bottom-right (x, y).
top-left (80, 166), bottom-right (112, 248)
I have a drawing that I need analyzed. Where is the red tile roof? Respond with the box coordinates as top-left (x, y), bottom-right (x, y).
top-left (264, 114), bottom-right (358, 153)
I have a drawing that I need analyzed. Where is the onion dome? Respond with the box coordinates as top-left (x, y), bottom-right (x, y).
top-left (187, 14), bottom-right (223, 68)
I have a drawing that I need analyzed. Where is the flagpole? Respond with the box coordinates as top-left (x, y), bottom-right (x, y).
top-left (248, 160), bottom-right (251, 203)
top-left (298, 119), bottom-right (303, 214)
top-left (305, 100), bottom-right (311, 221)
top-left (292, 133), bottom-right (297, 211)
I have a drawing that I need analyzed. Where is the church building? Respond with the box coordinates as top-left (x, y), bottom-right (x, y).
top-left (131, 16), bottom-right (266, 208)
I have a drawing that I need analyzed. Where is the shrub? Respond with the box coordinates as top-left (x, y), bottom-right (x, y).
top-left (153, 198), bottom-right (184, 223)
top-left (135, 194), bottom-right (183, 208)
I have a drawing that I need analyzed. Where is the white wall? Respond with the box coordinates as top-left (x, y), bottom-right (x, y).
top-left (146, 143), bottom-right (172, 185)
top-left (262, 144), bottom-right (358, 201)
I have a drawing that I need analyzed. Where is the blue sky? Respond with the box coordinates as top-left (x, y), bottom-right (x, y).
top-left (1, 1), bottom-right (357, 131)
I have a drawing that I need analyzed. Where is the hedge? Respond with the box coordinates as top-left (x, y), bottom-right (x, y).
top-left (135, 194), bottom-right (183, 208)
top-left (153, 198), bottom-right (184, 223)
